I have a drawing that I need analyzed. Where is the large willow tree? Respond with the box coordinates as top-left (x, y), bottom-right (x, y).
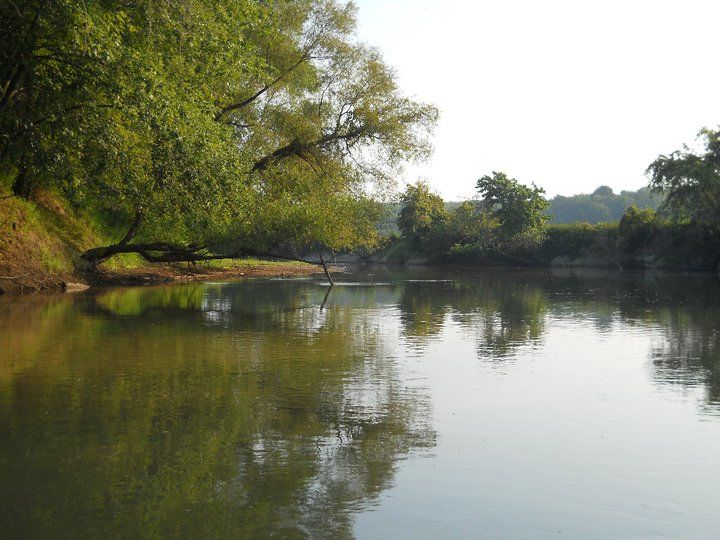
top-left (647, 127), bottom-right (720, 229)
top-left (0, 0), bottom-right (437, 264)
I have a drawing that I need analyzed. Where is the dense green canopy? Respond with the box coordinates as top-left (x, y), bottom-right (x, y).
top-left (397, 181), bottom-right (448, 250)
top-left (647, 127), bottom-right (720, 228)
top-left (0, 0), bottom-right (437, 263)
top-left (395, 173), bottom-right (549, 261)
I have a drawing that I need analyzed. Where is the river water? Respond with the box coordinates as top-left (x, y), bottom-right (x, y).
top-left (1, 268), bottom-right (719, 538)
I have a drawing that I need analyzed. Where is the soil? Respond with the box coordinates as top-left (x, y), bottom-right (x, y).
top-left (0, 262), bottom-right (331, 296)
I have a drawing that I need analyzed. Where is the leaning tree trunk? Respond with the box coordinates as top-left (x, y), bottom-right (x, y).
top-left (81, 217), bottom-right (338, 285)
top-left (81, 210), bottom-right (143, 268)
top-left (11, 169), bottom-right (33, 199)
top-left (319, 253), bottom-right (334, 286)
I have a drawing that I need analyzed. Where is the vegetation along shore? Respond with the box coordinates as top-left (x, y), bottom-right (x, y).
top-left (1, 0), bottom-right (719, 295)
top-left (369, 129), bottom-right (720, 273)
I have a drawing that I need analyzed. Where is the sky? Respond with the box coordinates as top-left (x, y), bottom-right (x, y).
top-left (353, 0), bottom-right (720, 199)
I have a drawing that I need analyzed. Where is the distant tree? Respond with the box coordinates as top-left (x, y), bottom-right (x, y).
top-left (397, 181), bottom-right (448, 251)
top-left (593, 185), bottom-right (614, 197)
top-left (444, 172), bottom-right (549, 260)
top-left (475, 172), bottom-right (549, 243)
top-left (446, 201), bottom-right (495, 245)
top-left (647, 127), bottom-right (720, 228)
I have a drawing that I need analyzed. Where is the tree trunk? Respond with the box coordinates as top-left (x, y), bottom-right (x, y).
top-left (117, 210), bottom-right (143, 246)
top-left (11, 169), bottom-right (33, 199)
top-left (319, 253), bottom-right (334, 286)
top-left (81, 233), bottom-right (337, 282)
top-left (82, 210), bottom-right (144, 267)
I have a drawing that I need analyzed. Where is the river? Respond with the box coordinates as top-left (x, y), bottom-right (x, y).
top-left (1, 268), bottom-right (719, 538)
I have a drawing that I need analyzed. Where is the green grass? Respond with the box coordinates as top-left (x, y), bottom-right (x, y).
top-left (188, 258), bottom-right (314, 270)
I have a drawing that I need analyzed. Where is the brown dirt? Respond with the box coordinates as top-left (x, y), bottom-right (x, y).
top-left (0, 262), bottom-right (333, 295)
top-left (90, 262), bottom-right (329, 286)
top-left (0, 197), bottom-right (75, 294)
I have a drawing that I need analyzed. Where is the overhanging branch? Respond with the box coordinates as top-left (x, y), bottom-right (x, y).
top-left (81, 243), bottom-right (337, 283)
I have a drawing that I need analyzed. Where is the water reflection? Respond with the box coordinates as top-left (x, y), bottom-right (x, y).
top-left (393, 269), bottom-right (720, 409)
top-left (1, 269), bottom-right (720, 537)
top-left (647, 289), bottom-right (720, 412)
top-left (0, 283), bottom-right (434, 538)
top-left (397, 277), bottom-right (547, 358)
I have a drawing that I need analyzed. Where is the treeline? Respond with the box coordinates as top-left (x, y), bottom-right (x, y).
top-left (377, 185), bottom-right (662, 238)
top-left (547, 186), bottom-right (662, 224)
top-left (1, 0), bottom-right (436, 268)
top-left (385, 129), bottom-right (720, 271)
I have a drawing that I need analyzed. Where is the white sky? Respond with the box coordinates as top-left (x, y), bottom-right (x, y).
top-left (354, 0), bottom-right (720, 199)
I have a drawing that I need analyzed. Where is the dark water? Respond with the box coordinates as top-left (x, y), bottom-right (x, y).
top-left (1, 268), bottom-right (720, 538)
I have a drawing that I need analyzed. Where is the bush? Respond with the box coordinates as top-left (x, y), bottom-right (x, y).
top-left (618, 206), bottom-right (657, 252)
top-left (538, 222), bottom-right (618, 261)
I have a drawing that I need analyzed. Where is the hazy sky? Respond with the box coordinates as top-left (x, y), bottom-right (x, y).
top-left (354, 0), bottom-right (720, 199)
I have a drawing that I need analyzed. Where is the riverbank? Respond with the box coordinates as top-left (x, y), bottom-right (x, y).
top-left (3, 188), bottom-right (717, 297)
top-left (0, 259), bottom-right (327, 295)
top-left (367, 222), bottom-right (720, 273)
top-left (0, 190), bottom-right (329, 295)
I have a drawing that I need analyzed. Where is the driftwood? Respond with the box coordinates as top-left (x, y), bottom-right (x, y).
top-left (318, 253), bottom-right (334, 286)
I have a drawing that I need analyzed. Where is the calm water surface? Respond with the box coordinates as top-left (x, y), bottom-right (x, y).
top-left (1, 268), bottom-right (720, 538)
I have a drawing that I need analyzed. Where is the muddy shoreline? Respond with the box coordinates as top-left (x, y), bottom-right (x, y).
top-left (0, 262), bottom-right (331, 296)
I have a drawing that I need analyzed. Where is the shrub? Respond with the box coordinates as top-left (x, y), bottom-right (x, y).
top-left (618, 206), bottom-right (657, 252)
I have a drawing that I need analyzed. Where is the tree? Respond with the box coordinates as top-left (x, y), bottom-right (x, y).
top-left (475, 171), bottom-right (549, 248)
top-left (447, 201), bottom-right (487, 241)
top-left (0, 0), bottom-right (437, 266)
top-left (397, 181), bottom-right (448, 252)
top-left (618, 205), bottom-right (657, 252)
top-left (647, 127), bottom-right (720, 228)
top-left (593, 185), bottom-right (614, 197)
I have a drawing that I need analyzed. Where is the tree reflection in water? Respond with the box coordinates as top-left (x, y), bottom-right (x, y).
top-left (0, 282), bottom-right (435, 538)
top-left (1, 270), bottom-right (719, 537)
top-left (392, 268), bottom-right (720, 410)
top-left (397, 277), bottom-right (546, 358)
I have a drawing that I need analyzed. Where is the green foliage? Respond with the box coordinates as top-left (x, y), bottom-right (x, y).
top-left (538, 222), bottom-right (619, 262)
top-left (392, 173), bottom-right (550, 262)
top-left (531, 219), bottom-right (720, 271)
top-left (475, 172), bottom-right (549, 242)
top-left (380, 235), bottom-right (415, 263)
top-left (647, 127), bottom-right (720, 228)
top-left (445, 172), bottom-right (550, 260)
top-left (446, 201), bottom-right (495, 244)
top-left (547, 186), bottom-right (663, 224)
top-left (0, 0), bottom-right (437, 261)
top-left (2, 0), bottom-right (257, 240)
top-left (443, 202), bottom-right (503, 262)
top-left (397, 181), bottom-right (448, 253)
top-left (618, 206), bottom-right (657, 252)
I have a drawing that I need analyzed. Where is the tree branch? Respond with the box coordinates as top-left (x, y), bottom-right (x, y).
top-left (215, 42), bottom-right (318, 121)
top-left (117, 209), bottom-right (143, 246)
top-left (252, 126), bottom-right (367, 172)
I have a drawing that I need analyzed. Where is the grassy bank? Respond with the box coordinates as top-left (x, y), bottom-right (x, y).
top-left (0, 185), bottom-right (321, 295)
